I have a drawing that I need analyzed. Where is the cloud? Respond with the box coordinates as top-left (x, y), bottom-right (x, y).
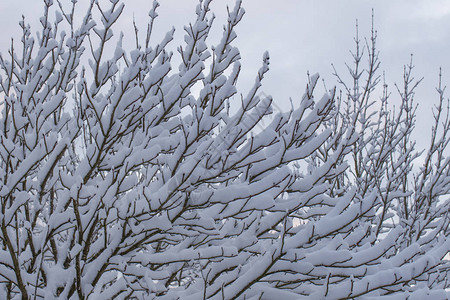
top-left (0, 0), bottom-right (448, 151)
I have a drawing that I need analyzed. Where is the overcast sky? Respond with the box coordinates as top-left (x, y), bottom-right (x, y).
top-left (0, 0), bottom-right (449, 150)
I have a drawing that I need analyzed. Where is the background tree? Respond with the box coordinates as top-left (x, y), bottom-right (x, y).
top-left (0, 0), bottom-right (448, 299)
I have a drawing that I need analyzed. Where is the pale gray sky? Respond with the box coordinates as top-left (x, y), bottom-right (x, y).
top-left (0, 0), bottom-right (449, 150)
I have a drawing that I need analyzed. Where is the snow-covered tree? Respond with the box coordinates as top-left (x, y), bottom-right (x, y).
top-left (0, 0), bottom-right (448, 298)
